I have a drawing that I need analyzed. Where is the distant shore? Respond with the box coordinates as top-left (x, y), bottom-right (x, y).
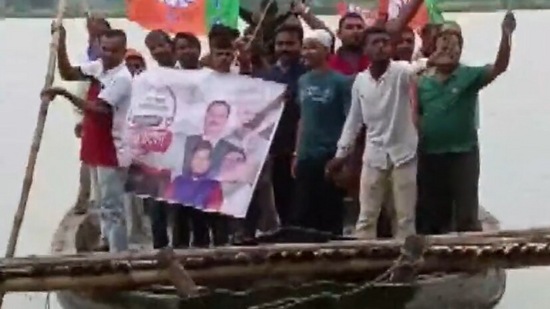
top-left (3, 0), bottom-right (550, 18)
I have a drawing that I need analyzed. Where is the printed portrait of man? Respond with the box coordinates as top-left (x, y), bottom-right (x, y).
top-left (183, 100), bottom-right (243, 177)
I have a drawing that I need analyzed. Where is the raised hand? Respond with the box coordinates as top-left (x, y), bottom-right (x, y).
top-left (50, 21), bottom-right (66, 41)
top-left (502, 11), bottom-right (516, 36)
top-left (290, 0), bottom-right (309, 15)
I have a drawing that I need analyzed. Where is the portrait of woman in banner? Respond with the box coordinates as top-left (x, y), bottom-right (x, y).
top-left (165, 140), bottom-right (224, 211)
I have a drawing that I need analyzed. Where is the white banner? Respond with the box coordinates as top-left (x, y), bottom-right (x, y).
top-left (125, 67), bottom-right (286, 218)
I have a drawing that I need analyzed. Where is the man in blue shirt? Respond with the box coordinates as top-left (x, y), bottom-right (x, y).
top-left (291, 29), bottom-right (351, 235)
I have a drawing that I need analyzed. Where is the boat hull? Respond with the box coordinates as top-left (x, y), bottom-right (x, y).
top-left (52, 207), bottom-right (506, 309)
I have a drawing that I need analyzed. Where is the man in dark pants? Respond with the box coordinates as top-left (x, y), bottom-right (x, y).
top-left (416, 16), bottom-right (515, 234)
top-left (291, 29), bottom-right (351, 235)
top-left (254, 24), bottom-right (308, 226)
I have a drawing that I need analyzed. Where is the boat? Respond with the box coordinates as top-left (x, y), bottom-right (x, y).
top-left (50, 205), bottom-right (506, 309)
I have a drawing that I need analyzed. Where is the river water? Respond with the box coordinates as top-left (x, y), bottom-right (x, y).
top-left (0, 11), bottom-right (549, 309)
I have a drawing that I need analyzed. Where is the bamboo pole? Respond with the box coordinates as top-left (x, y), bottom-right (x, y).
top-left (0, 0), bottom-right (67, 306)
top-left (0, 230), bottom-right (550, 293)
top-left (3, 225), bottom-right (550, 269)
top-left (2, 243), bottom-right (550, 293)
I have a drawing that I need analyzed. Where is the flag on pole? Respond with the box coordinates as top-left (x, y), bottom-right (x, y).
top-left (378, 0), bottom-right (444, 30)
top-left (126, 0), bottom-right (240, 35)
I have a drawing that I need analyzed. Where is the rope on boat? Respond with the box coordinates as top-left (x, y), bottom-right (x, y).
top-left (248, 255), bottom-right (411, 309)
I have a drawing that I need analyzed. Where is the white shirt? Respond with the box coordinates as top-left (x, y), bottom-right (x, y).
top-left (336, 60), bottom-right (426, 169)
top-left (79, 59), bottom-right (133, 167)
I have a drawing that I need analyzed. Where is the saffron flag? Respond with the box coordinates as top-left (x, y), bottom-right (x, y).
top-left (126, 0), bottom-right (240, 35)
top-left (125, 68), bottom-right (285, 218)
top-left (379, 0), bottom-right (444, 30)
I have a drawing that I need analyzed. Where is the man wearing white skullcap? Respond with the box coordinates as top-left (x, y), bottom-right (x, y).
top-left (290, 27), bottom-right (353, 235)
top-left (303, 29), bottom-right (334, 50)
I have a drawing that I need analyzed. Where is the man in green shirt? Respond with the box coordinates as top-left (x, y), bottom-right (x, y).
top-left (416, 14), bottom-right (516, 234)
top-left (291, 29), bottom-right (352, 235)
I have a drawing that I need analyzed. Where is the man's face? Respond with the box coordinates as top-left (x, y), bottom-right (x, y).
top-left (100, 36), bottom-right (126, 68)
top-left (220, 151), bottom-right (245, 173)
top-left (338, 17), bottom-right (366, 48)
top-left (302, 39), bottom-right (327, 68)
top-left (274, 31), bottom-right (302, 64)
top-left (145, 34), bottom-right (174, 67)
top-left (364, 32), bottom-right (392, 61)
top-left (394, 30), bottom-right (415, 61)
top-left (175, 38), bottom-right (200, 68)
top-left (432, 32), bottom-right (463, 73)
top-left (211, 47), bottom-right (235, 73)
top-left (204, 103), bottom-right (229, 137)
top-left (126, 56), bottom-right (145, 76)
top-left (191, 149), bottom-right (211, 175)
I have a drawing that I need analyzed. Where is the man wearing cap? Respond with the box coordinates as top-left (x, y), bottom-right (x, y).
top-left (290, 29), bottom-right (351, 235)
top-left (416, 14), bottom-right (516, 234)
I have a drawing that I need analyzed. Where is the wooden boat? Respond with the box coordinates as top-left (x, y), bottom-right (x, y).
top-left (49, 205), bottom-right (506, 309)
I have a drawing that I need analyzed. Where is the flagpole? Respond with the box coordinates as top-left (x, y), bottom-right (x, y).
top-left (245, 0), bottom-right (275, 49)
top-left (0, 0), bottom-right (67, 306)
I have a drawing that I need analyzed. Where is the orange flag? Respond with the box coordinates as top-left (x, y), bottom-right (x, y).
top-left (126, 0), bottom-right (240, 35)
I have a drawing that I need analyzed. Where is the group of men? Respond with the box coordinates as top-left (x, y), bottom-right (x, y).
top-left (41, 0), bottom-right (516, 253)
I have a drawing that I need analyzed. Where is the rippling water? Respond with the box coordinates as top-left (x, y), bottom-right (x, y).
top-left (1, 11), bottom-right (550, 308)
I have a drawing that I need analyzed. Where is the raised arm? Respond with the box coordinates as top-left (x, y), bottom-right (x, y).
top-left (385, 0), bottom-right (425, 35)
top-left (55, 24), bottom-right (88, 81)
top-left (239, 6), bottom-right (255, 25)
top-left (290, 1), bottom-right (332, 34)
top-left (482, 11), bottom-right (515, 87)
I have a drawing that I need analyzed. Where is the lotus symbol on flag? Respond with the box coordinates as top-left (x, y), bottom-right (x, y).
top-left (161, 0), bottom-right (194, 8)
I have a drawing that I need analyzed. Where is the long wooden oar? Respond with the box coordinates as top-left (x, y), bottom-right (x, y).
top-left (0, 0), bottom-right (67, 306)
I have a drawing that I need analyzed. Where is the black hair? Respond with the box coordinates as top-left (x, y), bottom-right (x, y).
top-left (274, 24), bottom-right (304, 42)
top-left (193, 140), bottom-right (214, 154)
top-left (206, 100), bottom-right (231, 116)
top-left (101, 29), bottom-right (127, 45)
top-left (145, 29), bottom-right (173, 47)
top-left (210, 35), bottom-right (234, 50)
top-left (363, 26), bottom-right (389, 45)
top-left (208, 24), bottom-right (240, 42)
top-left (174, 32), bottom-right (201, 50)
top-left (338, 12), bottom-right (364, 29)
top-left (421, 23), bottom-right (442, 36)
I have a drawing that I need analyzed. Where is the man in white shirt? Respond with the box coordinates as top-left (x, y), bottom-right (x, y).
top-left (42, 28), bottom-right (133, 252)
top-left (327, 26), bottom-right (427, 240)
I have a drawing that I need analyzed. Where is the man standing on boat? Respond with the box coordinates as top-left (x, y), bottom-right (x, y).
top-left (327, 26), bottom-right (429, 240)
top-left (291, 29), bottom-right (351, 235)
top-left (42, 27), bottom-right (133, 253)
top-left (72, 15), bottom-right (111, 216)
top-left (255, 24), bottom-right (308, 228)
top-left (416, 14), bottom-right (516, 234)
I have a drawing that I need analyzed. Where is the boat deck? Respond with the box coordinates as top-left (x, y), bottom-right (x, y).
top-left (50, 206), bottom-right (506, 309)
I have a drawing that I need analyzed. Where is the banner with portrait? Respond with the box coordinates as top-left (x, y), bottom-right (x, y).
top-left (125, 67), bottom-right (286, 218)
